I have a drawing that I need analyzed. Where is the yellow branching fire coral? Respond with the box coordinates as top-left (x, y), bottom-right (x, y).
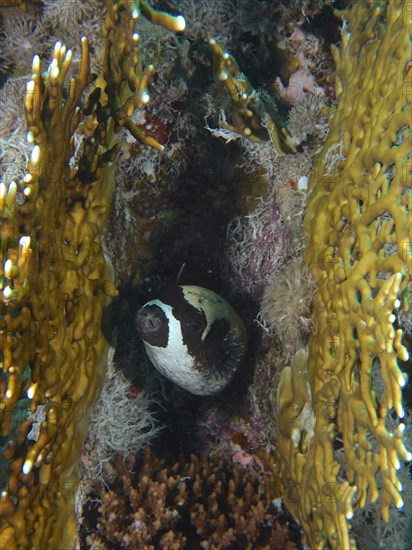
top-left (100, 0), bottom-right (185, 152)
top-left (0, 1), bottom-right (185, 548)
top-left (208, 36), bottom-right (297, 155)
top-left (0, 38), bottom-right (117, 549)
top-left (276, 1), bottom-right (411, 548)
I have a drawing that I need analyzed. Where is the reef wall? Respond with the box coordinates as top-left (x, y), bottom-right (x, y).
top-left (0, 1), bottom-right (410, 549)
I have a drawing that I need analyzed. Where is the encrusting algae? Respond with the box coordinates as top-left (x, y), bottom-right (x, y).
top-left (276, 1), bottom-right (411, 548)
top-left (0, 1), bottom-right (184, 548)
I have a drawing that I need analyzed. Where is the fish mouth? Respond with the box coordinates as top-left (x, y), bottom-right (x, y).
top-left (135, 304), bottom-right (168, 347)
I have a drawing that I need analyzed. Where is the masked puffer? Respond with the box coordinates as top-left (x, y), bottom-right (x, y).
top-left (135, 285), bottom-right (247, 395)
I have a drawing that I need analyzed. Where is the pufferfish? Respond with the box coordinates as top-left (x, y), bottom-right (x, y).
top-left (135, 285), bottom-right (247, 395)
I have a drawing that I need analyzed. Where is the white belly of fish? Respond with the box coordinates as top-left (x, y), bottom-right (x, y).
top-left (142, 302), bottom-right (198, 393)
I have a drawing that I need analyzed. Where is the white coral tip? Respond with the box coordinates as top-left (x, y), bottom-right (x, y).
top-left (3, 286), bottom-right (13, 299)
top-left (4, 259), bottom-right (12, 278)
top-left (32, 55), bottom-right (40, 74)
top-left (31, 145), bottom-right (41, 164)
top-left (396, 497), bottom-right (404, 509)
top-left (23, 460), bottom-right (33, 475)
top-left (175, 15), bottom-right (186, 32)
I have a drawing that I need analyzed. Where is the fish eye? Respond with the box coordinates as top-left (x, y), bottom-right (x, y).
top-left (191, 320), bottom-right (203, 332)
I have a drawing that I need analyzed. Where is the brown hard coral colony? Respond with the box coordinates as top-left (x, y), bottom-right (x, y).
top-left (80, 448), bottom-right (300, 550)
top-left (0, 1), bottom-right (185, 548)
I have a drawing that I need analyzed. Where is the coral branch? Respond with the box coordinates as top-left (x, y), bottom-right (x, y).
top-left (276, 1), bottom-right (412, 547)
top-left (208, 36), bottom-right (297, 155)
